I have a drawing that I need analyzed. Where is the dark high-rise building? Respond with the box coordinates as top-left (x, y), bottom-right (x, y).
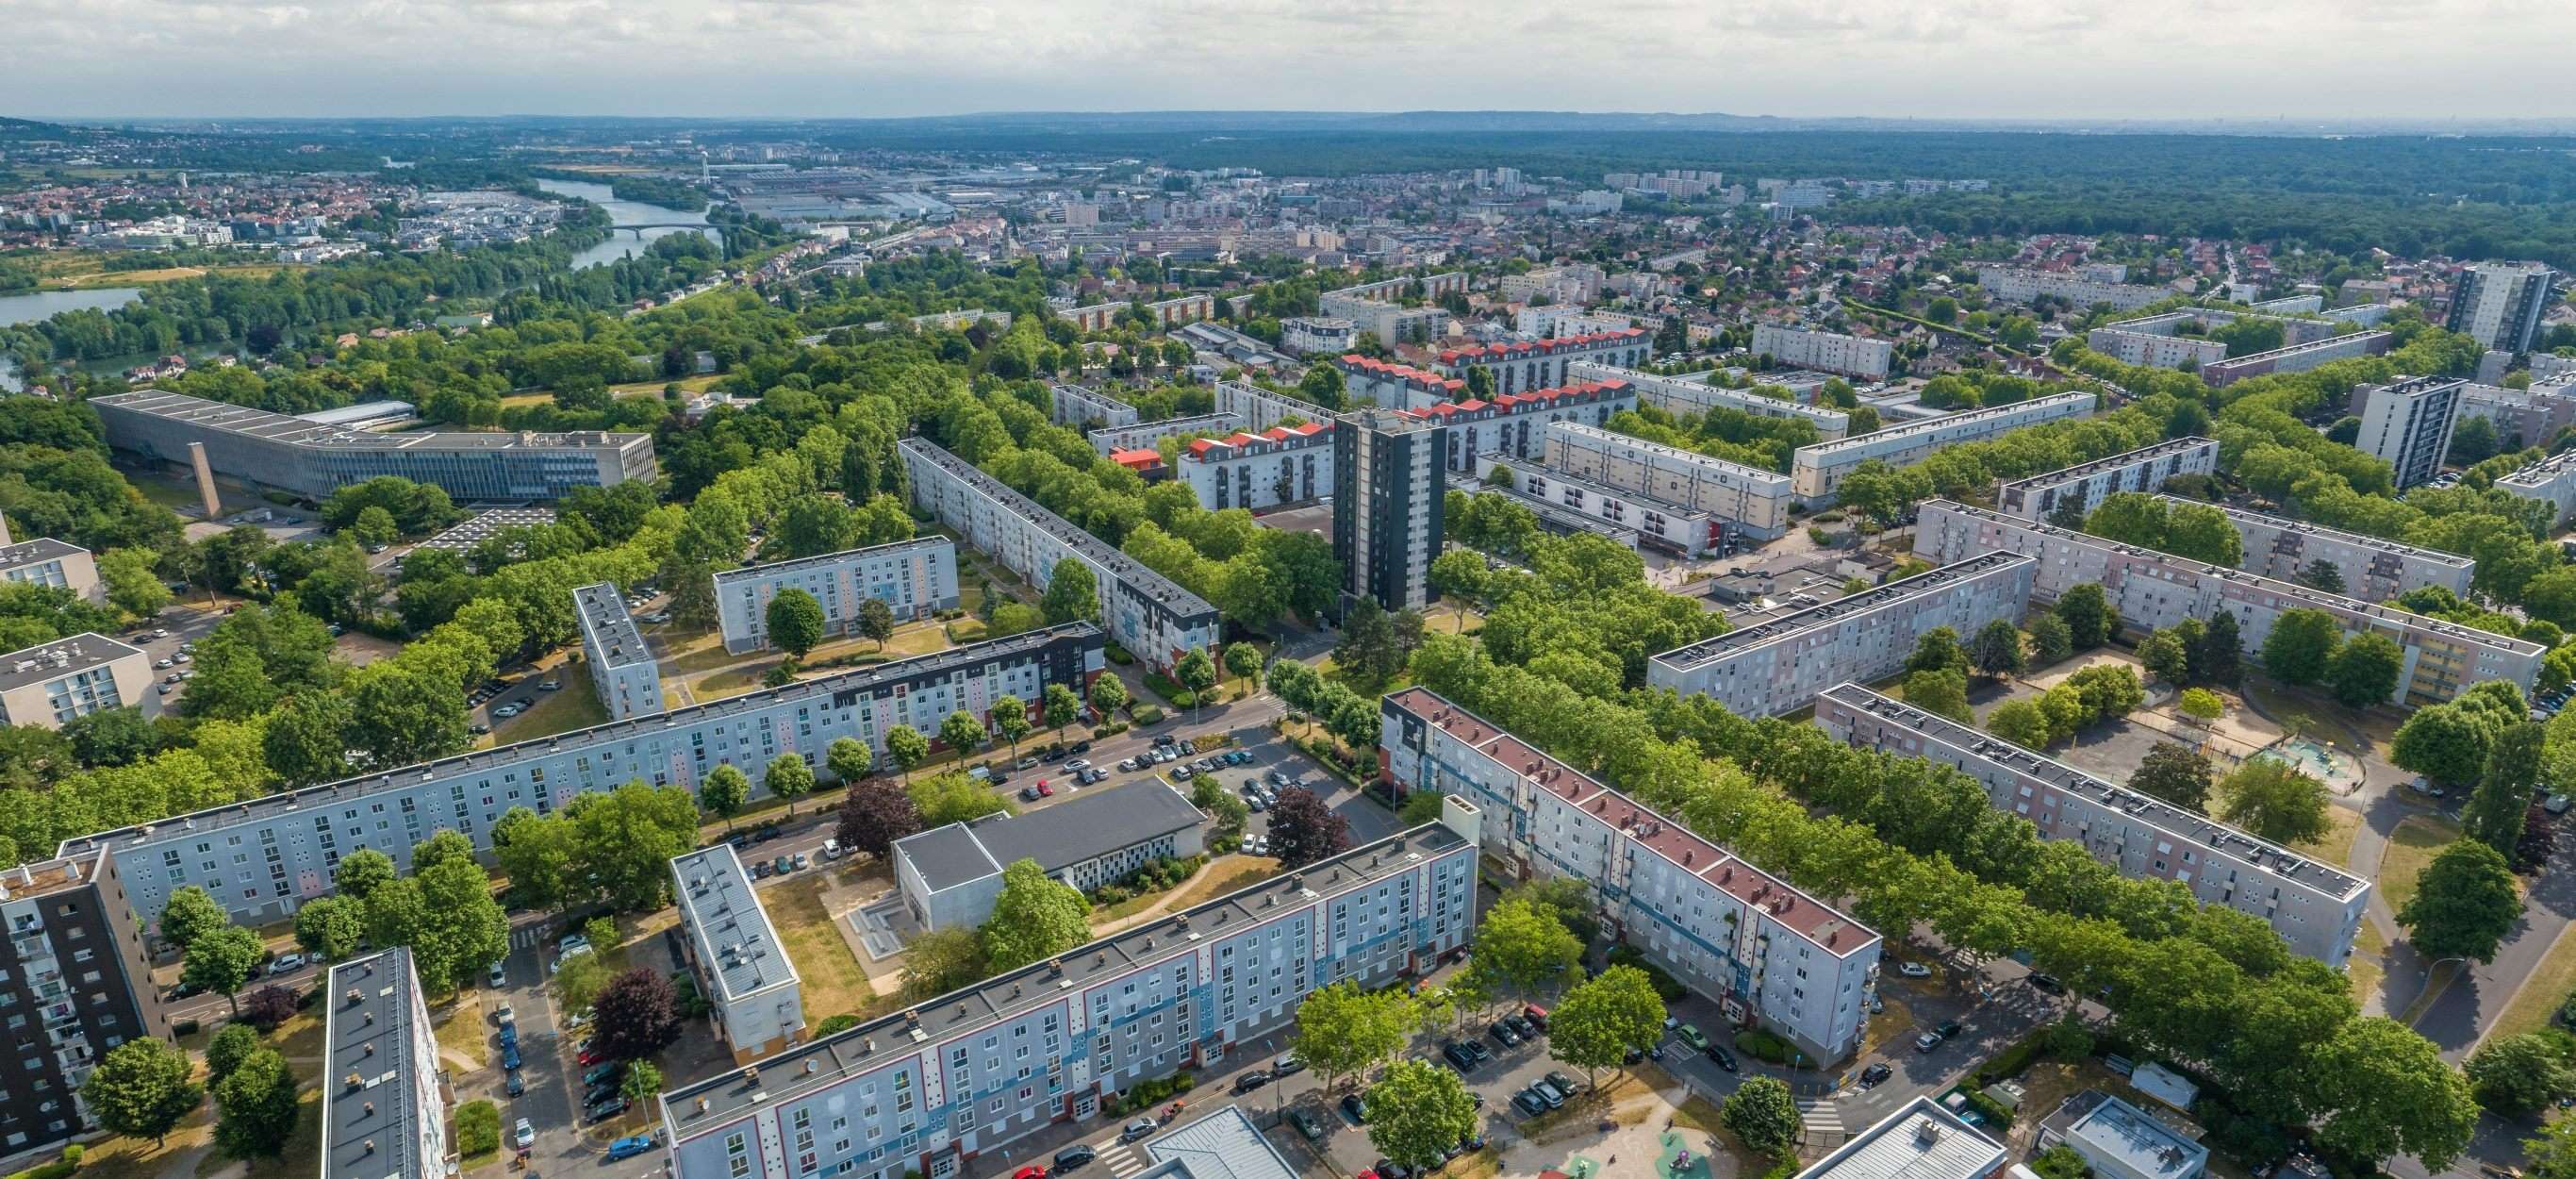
top-left (0, 848), bottom-right (169, 1157)
top-left (1332, 408), bottom-right (1446, 613)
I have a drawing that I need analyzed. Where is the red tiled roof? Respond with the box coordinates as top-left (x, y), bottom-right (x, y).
top-left (1109, 448), bottom-right (1163, 468)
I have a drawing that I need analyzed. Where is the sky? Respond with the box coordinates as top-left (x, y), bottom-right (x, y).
top-left (8, 0), bottom-right (2575, 122)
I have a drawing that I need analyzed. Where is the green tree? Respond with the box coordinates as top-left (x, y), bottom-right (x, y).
top-left (1988, 699), bottom-right (2052, 749)
top-left (908, 772), bottom-right (1012, 828)
top-left (2306, 1017), bottom-right (2480, 1171)
top-left (1547, 964), bottom-right (1666, 1088)
top-left (2466, 722), bottom-right (2543, 856)
top-left (1293, 981), bottom-right (1416, 1094)
top-left (570, 781), bottom-right (702, 911)
top-left (157, 885), bottom-right (228, 951)
top-left (2528, 1115), bottom-right (2576, 1179)
top-left (263, 691), bottom-right (354, 787)
top-left (2297, 559), bottom-right (2348, 594)
top-left (698, 764), bottom-right (750, 830)
top-left (897, 927), bottom-right (990, 1003)
top-left (2054, 584), bottom-right (2116, 649)
top-left (885, 725), bottom-right (930, 782)
top-left (2177, 688), bottom-right (2224, 724)
top-left (2129, 742), bottom-right (2213, 811)
top-left (404, 856), bottom-right (511, 992)
top-left (620, 1060), bottom-right (667, 1108)
top-left (766, 753), bottom-right (816, 817)
top-left (2027, 614), bottom-right (2074, 666)
top-left (2326, 632), bottom-right (2404, 707)
top-left (2162, 503), bottom-right (2244, 566)
top-left (853, 596), bottom-right (897, 652)
top-left (1088, 673), bottom-right (1129, 722)
top-left (990, 695), bottom-right (1032, 758)
top-left (293, 895), bottom-right (365, 962)
top-left (213, 1048), bottom-right (301, 1160)
top-left (2217, 759), bottom-right (2330, 845)
top-left (1040, 558), bottom-right (1099, 624)
top-left (1722, 1076), bottom-right (1803, 1157)
top-left (97, 547), bottom-right (173, 620)
top-left (1970, 619), bottom-right (2026, 678)
top-left (1428, 548), bottom-right (1488, 627)
top-left (551, 947), bottom-right (614, 1017)
top-left (1043, 682), bottom-right (1083, 740)
top-left (1176, 648), bottom-right (1218, 723)
top-left (492, 807), bottom-right (579, 910)
top-left (82, 1038), bottom-right (203, 1147)
top-left (2466, 1032), bottom-right (2574, 1115)
top-left (1469, 898), bottom-right (1584, 1003)
top-left (333, 848), bottom-right (397, 899)
top-left (206, 1023), bottom-right (260, 1082)
top-left (2392, 704), bottom-right (2500, 786)
top-left (2261, 608), bottom-right (2344, 687)
top-left (2397, 839), bottom-right (2523, 963)
top-left (350, 506), bottom-right (399, 548)
top-left (1223, 641), bottom-right (1263, 692)
top-left (2138, 632), bottom-right (2192, 687)
top-left (1901, 668), bottom-right (1973, 724)
top-left (184, 924), bottom-right (264, 1015)
top-left (1364, 1059), bottom-right (1479, 1171)
top-left (938, 710), bottom-right (987, 761)
top-left (981, 858), bottom-right (1091, 971)
top-left (765, 588), bottom-right (827, 660)
top-left (1906, 626), bottom-right (1969, 675)
top-left (826, 737), bottom-right (874, 785)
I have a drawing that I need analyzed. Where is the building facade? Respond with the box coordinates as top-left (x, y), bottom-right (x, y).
top-left (1085, 414), bottom-right (1249, 458)
top-left (1332, 356), bottom-right (1464, 411)
top-left (1178, 423), bottom-right (1332, 512)
top-left (893, 780), bottom-right (1206, 931)
top-left (1573, 362), bottom-right (1850, 440)
top-left (1749, 324), bottom-right (1892, 381)
top-left (672, 845), bottom-right (806, 1063)
top-left (1379, 689), bottom-right (1879, 1062)
top-left (0, 540), bottom-right (100, 604)
top-left (1333, 409), bottom-right (1446, 613)
top-left (2187, 497), bottom-right (2475, 601)
top-left (1539, 422), bottom-right (1794, 541)
top-left (2499, 449), bottom-right (2576, 528)
top-left (1399, 377), bottom-right (1638, 473)
top-left (1789, 392), bottom-right (2095, 506)
top-left (2447, 262), bottom-right (2560, 354)
top-left (2457, 378), bottom-right (2576, 451)
top-left (56, 624), bottom-right (1106, 924)
top-left (1430, 329), bottom-right (1652, 395)
top-left (1973, 267), bottom-right (2170, 311)
top-left (2201, 332), bottom-right (2394, 387)
top-left (323, 949), bottom-right (446, 1179)
top-left (0, 634), bottom-right (151, 731)
top-left (1912, 500), bottom-right (2540, 705)
top-left (1993, 438), bottom-right (2221, 522)
top-left (714, 539), bottom-right (960, 656)
top-left (901, 439), bottom-right (1218, 671)
top-left (0, 848), bottom-right (169, 1159)
top-left (575, 583), bottom-right (664, 722)
top-left (1211, 381), bottom-right (1325, 436)
top-left (91, 389), bottom-right (655, 502)
top-left (1645, 554), bottom-right (2037, 719)
top-left (1815, 684), bottom-right (2368, 967)
top-left (1048, 385), bottom-right (1138, 430)
top-left (1475, 455), bottom-right (1718, 556)
top-left (2353, 375), bottom-right (2467, 490)
top-left (1279, 317), bottom-right (1357, 357)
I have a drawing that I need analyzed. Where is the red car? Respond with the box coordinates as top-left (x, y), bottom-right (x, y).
top-left (1035, 780), bottom-right (1053, 797)
top-left (1011, 1168), bottom-right (1048, 1179)
top-left (579, 1047), bottom-right (605, 1066)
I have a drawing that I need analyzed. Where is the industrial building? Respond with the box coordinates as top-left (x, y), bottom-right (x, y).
top-left (574, 583), bottom-right (664, 722)
top-left (892, 779), bottom-right (1206, 931)
top-left (1789, 393), bottom-right (2095, 506)
top-left (0, 634), bottom-right (152, 730)
top-left (1576, 362), bottom-right (1850, 440)
top-left (713, 538), bottom-right (960, 655)
top-left (2185, 497), bottom-right (2475, 601)
top-left (1539, 421), bottom-right (1794, 541)
top-left (671, 845), bottom-right (805, 1063)
top-left (322, 949), bottom-right (446, 1179)
top-left (1993, 438), bottom-right (2220, 522)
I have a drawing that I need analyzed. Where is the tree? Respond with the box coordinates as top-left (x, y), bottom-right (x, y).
top-left (2532, 1118), bottom-right (2576, 1179)
top-left (213, 1048), bottom-right (299, 1160)
top-left (2306, 1017), bottom-right (2480, 1171)
top-left (766, 753), bottom-right (816, 817)
top-left (1988, 699), bottom-right (2052, 750)
top-left (397, 856), bottom-right (510, 992)
top-left (1722, 1076), bottom-right (1802, 1157)
top-left (2397, 839), bottom-right (2523, 963)
top-left (350, 505), bottom-right (399, 548)
top-left (2326, 632), bottom-right (2404, 708)
top-left (1428, 549), bottom-right (1488, 626)
top-left (1906, 627), bottom-right (1969, 676)
top-left (1365, 1059), bottom-right (1479, 1171)
top-left (1548, 965), bottom-right (1666, 1088)
top-left (264, 691), bottom-right (354, 787)
top-left (990, 695), bottom-right (1032, 758)
top-left (2137, 632), bottom-right (2191, 687)
top-left (698, 763), bottom-right (750, 830)
top-left (551, 947), bottom-right (614, 1017)
top-left (2027, 614), bottom-right (2074, 666)
top-left (1175, 648), bottom-right (1218, 722)
top-left (2177, 688), bottom-right (2223, 725)
top-left (1040, 558), bottom-right (1099, 624)
top-left (825, 737), bottom-right (874, 785)
top-left (293, 895), bottom-right (365, 961)
top-left (1223, 641), bottom-right (1263, 692)
top-left (2297, 559), bottom-right (2348, 594)
top-left (884, 725), bottom-right (932, 782)
top-left (588, 968), bottom-right (683, 1061)
top-left (206, 1022), bottom-right (260, 1082)
top-left (2054, 583), bottom-right (2116, 649)
top-left (2467, 722), bottom-right (2543, 856)
top-left (239, 985), bottom-right (299, 1032)
top-left (1043, 682), bottom-right (1082, 739)
top-left (2216, 760), bottom-right (2330, 845)
top-left (1471, 899), bottom-right (1585, 1003)
top-left (765, 589), bottom-right (826, 660)
top-left (97, 547), bottom-right (173, 620)
top-left (1293, 981), bottom-right (1415, 1094)
top-left (1088, 673), bottom-right (1129, 722)
top-left (898, 927), bottom-right (990, 1003)
top-left (492, 807), bottom-right (579, 910)
top-left (836, 778), bottom-right (920, 859)
top-left (1969, 619), bottom-right (2026, 678)
top-left (2393, 704), bottom-right (2501, 787)
top-left (334, 848), bottom-right (397, 899)
top-left (2466, 1033), bottom-right (2574, 1114)
top-left (411, 828), bottom-right (476, 874)
top-left (570, 781), bottom-right (702, 911)
top-left (1901, 668), bottom-right (1973, 724)
top-left (619, 1061), bottom-right (667, 1109)
top-left (2261, 608), bottom-right (2344, 687)
top-left (1267, 786), bottom-right (1351, 869)
top-left (157, 885), bottom-right (228, 951)
top-left (853, 597), bottom-right (897, 651)
top-left (82, 1038), bottom-right (203, 1147)
top-left (2195, 610), bottom-right (2244, 686)
top-left (982, 858), bottom-right (1092, 971)
top-left (184, 924), bottom-right (264, 1015)
top-left (2130, 743), bottom-right (2213, 811)
top-left (2162, 504), bottom-right (2243, 566)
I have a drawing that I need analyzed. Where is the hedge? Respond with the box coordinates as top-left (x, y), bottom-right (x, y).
top-left (1972, 1027), bottom-right (2053, 1088)
top-left (454, 1100), bottom-right (502, 1157)
top-left (1732, 1028), bottom-right (1795, 1065)
top-left (1105, 643), bottom-right (1136, 665)
top-left (1131, 705), bottom-right (1165, 725)
top-left (815, 1014), bottom-right (861, 1037)
top-left (7, 1155), bottom-right (77, 1179)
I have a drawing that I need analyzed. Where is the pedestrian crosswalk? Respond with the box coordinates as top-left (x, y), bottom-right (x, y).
top-left (1799, 1098), bottom-right (1846, 1152)
top-left (1102, 1143), bottom-right (1148, 1177)
top-left (511, 926), bottom-right (549, 950)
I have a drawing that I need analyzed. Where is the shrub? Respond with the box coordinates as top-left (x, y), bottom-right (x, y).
top-left (1605, 945), bottom-right (1686, 1001)
top-left (1104, 644), bottom-right (1136, 665)
top-left (1131, 705), bottom-right (1164, 726)
top-left (1731, 1028), bottom-right (1794, 1064)
top-left (1973, 1028), bottom-right (2053, 1087)
top-left (240, 985), bottom-right (300, 1031)
top-left (815, 1014), bottom-right (860, 1037)
top-left (2032, 1145), bottom-right (2089, 1179)
top-left (454, 1100), bottom-right (502, 1157)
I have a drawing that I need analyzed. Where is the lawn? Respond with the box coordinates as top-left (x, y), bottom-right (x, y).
top-left (2375, 814), bottom-right (2463, 917)
top-left (434, 993), bottom-right (492, 1069)
top-left (2489, 921), bottom-right (2576, 1041)
top-left (2292, 804), bottom-right (2366, 868)
top-left (487, 662), bottom-right (609, 746)
top-left (1094, 858), bottom-right (1280, 926)
top-left (767, 873), bottom-right (881, 1025)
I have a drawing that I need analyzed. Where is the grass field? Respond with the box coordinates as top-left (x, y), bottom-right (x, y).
top-left (434, 993), bottom-right (492, 1068)
top-left (2376, 814), bottom-right (2463, 916)
top-left (34, 254), bottom-right (288, 289)
top-left (487, 661), bottom-right (609, 746)
top-left (2490, 922), bottom-right (2576, 1042)
top-left (2293, 804), bottom-right (2366, 868)
top-left (766, 874), bottom-right (883, 1024)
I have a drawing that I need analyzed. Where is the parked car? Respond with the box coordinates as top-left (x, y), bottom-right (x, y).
top-left (1504, 1012), bottom-right (1538, 1039)
top-left (504, 1070), bottom-right (525, 1097)
top-left (487, 961), bottom-right (507, 988)
top-left (1443, 1042), bottom-right (1478, 1071)
top-left (1528, 1080), bottom-right (1565, 1109)
top-left (269, 952), bottom-right (307, 975)
top-left (1462, 1039), bottom-right (1492, 1066)
top-left (2550, 794), bottom-right (2574, 815)
top-left (1341, 1094), bottom-right (1368, 1123)
top-left (584, 1062), bottom-right (624, 1087)
top-left (1511, 1089), bottom-right (1547, 1117)
top-left (1675, 1023), bottom-right (1709, 1052)
top-left (1523, 1005), bottom-right (1550, 1031)
top-left (1288, 1109), bottom-right (1324, 1141)
top-left (1858, 1063), bottom-right (1891, 1087)
top-left (1053, 1145), bottom-right (1097, 1171)
top-left (537, 680), bottom-right (562, 692)
top-left (586, 1095), bottom-right (630, 1122)
top-left (1914, 1031), bottom-right (1945, 1054)
top-left (1895, 961), bottom-right (1933, 978)
top-left (1545, 1071), bottom-right (1582, 1099)
top-left (502, 1044), bottom-right (522, 1070)
top-left (498, 1022), bottom-right (518, 1048)
top-left (1936, 1020), bottom-right (1962, 1038)
top-left (1122, 1117), bottom-right (1159, 1142)
top-left (493, 1002), bottom-right (515, 1025)
top-left (1489, 1021), bottom-right (1522, 1049)
top-left (1020, 786), bottom-right (1042, 802)
top-left (1231, 1069), bottom-right (1272, 1093)
top-left (514, 1119), bottom-right (537, 1149)
top-left (1705, 1044), bottom-right (1738, 1072)
top-left (1009, 1168), bottom-right (1047, 1179)
top-left (2026, 972), bottom-right (2067, 995)
top-left (1273, 1052), bottom-right (1303, 1074)
top-left (607, 1136), bottom-right (657, 1161)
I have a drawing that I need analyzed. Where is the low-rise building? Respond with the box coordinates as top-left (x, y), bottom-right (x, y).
top-left (1475, 455), bottom-right (1714, 555)
top-left (574, 583), bottom-right (663, 721)
top-left (0, 847), bottom-right (170, 1157)
top-left (1135, 1105), bottom-right (1301, 1179)
top-left (1790, 393), bottom-right (2096, 506)
top-left (1974, 266), bottom-right (2171, 311)
top-left (323, 949), bottom-right (446, 1179)
top-left (0, 539), bottom-right (100, 603)
top-left (1430, 329), bottom-right (1651, 395)
top-left (2038, 1093), bottom-right (2209, 1179)
top-left (1539, 421), bottom-right (1794, 541)
top-left (2202, 332), bottom-right (2394, 387)
top-left (1380, 689), bottom-right (1879, 1063)
top-left (1994, 438), bottom-right (2220, 522)
top-left (671, 845), bottom-right (805, 1062)
top-left (1086, 413), bottom-right (1251, 458)
top-left (2187, 497), bottom-right (2474, 601)
top-left (2457, 377), bottom-right (2576, 451)
top-left (0, 634), bottom-right (151, 730)
top-left (713, 539), bottom-right (960, 655)
top-left (1750, 324), bottom-right (1892, 381)
top-left (893, 779), bottom-right (1206, 931)
top-left (1816, 684), bottom-right (2369, 967)
top-left (1049, 385), bottom-right (1138, 429)
top-left (2500, 448), bottom-right (2576, 528)
top-left (1647, 554), bottom-right (2037, 718)
top-left (1573, 362), bottom-right (1850, 439)
top-left (1180, 422), bottom-right (1333, 511)
top-left (1447, 467), bottom-right (1643, 552)
top-left (1791, 1096), bottom-right (2006, 1179)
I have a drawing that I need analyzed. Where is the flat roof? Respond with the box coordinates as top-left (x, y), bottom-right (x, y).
top-left (1650, 553), bottom-right (2031, 673)
top-left (1797, 390), bottom-right (2094, 458)
top-left (1996, 438), bottom-right (2217, 494)
top-left (713, 537), bottom-right (949, 588)
top-left (2061, 1092), bottom-right (2209, 1179)
top-left (323, 949), bottom-right (437, 1179)
top-left (663, 823), bottom-right (1471, 1130)
top-left (2207, 332), bottom-right (2393, 370)
top-left (900, 439), bottom-right (1217, 621)
top-left (1451, 464), bottom-right (1650, 539)
top-left (0, 538), bottom-right (89, 574)
top-left (1141, 1105), bottom-right (1301, 1179)
top-left (2178, 495), bottom-right (2472, 568)
top-left (0, 632), bottom-right (143, 693)
top-left (94, 389), bottom-right (647, 455)
top-left (1795, 1095), bottom-right (2004, 1179)
top-left (671, 844), bottom-right (798, 1003)
top-left (2499, 446), bottom-right (2576, 489)
top-left (412, 506), bottom-right (559, 554)
top-left (896, 779), bottom-right (1204, 892)
top-left (574, 583), bottom-right (652, 671)
top-left (1547, 421), bottom-right (1791, 486)
top-left (1575, 362), bottom-right (1851, 426)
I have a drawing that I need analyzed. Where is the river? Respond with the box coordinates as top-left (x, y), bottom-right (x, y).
top-left (0, 285), bottom-right (143, 327)
top-left (538, 178), bottom-right (720, 271)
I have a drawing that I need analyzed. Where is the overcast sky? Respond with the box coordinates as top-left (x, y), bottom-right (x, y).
top-left (8, 0), bottom-right (2573, 122)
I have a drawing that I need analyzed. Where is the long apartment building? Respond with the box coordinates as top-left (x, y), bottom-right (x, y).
top-left (1815, 684), bottom-right (2369, 967)
top-left (2458, 376), bottom-right (2576, 450)
top-left (1319, 274), bottom-right (1464, 341)
top-left (901, 439), bottom-right (1218, 671)
top-left (323, 949), bottom-right (446, 1179)
top-left (1789, 392), bottom-right (2096, 506)
top-left (1993, 437), bottom-right (2220, 521)
top-left (575, 583), bottom-right (664, 722)
top-left (1750, 324), bottom-right (1892, 381)
top-left (1048, 385), bottom-right (1137, 430)
top-left (1054, 294), bottom-right (1214, 334)
top-left (1085, 413), bottom-right (1247, 457)
top-left (1213, 380), bottom-right (1324, 435)
top-left (1646, 554), bottom-right (2037, 718)
top-left (657, 814), bottom-right (1482, 1179)
top-left (1380, 689), bottom-right (1879, 1063)
top-left (2202, 332), bottom-right (2393, 388)
top-left (714, 538), bottom-right (960, 655)
top-left (0, 634), bottom-right (151, 731)
top-left (1474, 455), bottom-right (1711, 556)
top-left (2085, 305), bottom-right (2373, 374)
top-left (0, 847), bottom-right (169, 1159)
top-left (56, 623), bottom-right (1107, 925)
top-left (0, 539), bottom-right (100, 603)
top-left (1574, 362), bottom-right (1851, 440)
top-left (1447, 468), bottom-right (1644, 553)
top-left (1540, 421), bottom-right (1793, 541)
top-left (1400, 377), bottom-right (1638, 473)
top-left (1429, 328), bottom-right (1652, 395)
top-left (1179, 422), bottom-right (1332, 511)
top-left (672, 845), bottom-right (805, 1063)
top-left (1913, 500), bottom-right (2540, 704)
top-left (1973, 267), bottom-right (2171, 311)
top-left (1333, 356), bottom-right (1464, 411)
top-left (2183, 496), bottom-right (2474, 601)
top-left (91, 389), bottom-right (656, 502)
top-left (2499, 449), bottom-right (2576, 528)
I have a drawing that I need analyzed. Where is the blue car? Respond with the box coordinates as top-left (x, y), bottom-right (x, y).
top-left (501, 1044), bottom-right (521, 1071)
top-left (605, 1136), bottom-right (656, 1161)
top-left (499, 1023), bottom-right (519, 1048)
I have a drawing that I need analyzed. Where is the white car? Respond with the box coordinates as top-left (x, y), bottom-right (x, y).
top-left (2550, 794), bottom-right (2574, 815)
top-left (488, 961), bottom-right (507, 988)
top-left (268, 953), bottom-right (307, 976)
top-left (1895, 962), bottom-right (1933, 978)
top-left (514, 1118), bottom-right (536, 1149)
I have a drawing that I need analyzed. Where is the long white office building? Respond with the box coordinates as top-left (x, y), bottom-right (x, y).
top-left (1993, 437), bottom-right (2220, 521)
top-left (1815, 684), bottom-right (2369, 968)
top-left (1048, 385), bottom-right (1137, 429)
top-left (1571, 362), bottom-right (1850, 440)
top-left (56, 623), bottom-right (1107, 924)
top-left (1974, 267), bottom-right (2171, 311)
top-left (1540, 421), bottom-right (1794, 540)
top-left (1646, 553), bottom-right (2038, 718)
top-left (2182, 496), bottom-right (2475, 601)
top-left (1750, 324), bottom-right (1892, 381)
top-left (713, 538), bottom-right (961, 655)
top-left (1381, 689), bottom-right (1879, 1063)
top-left (901, 439), bottom-right (1218, 672)
top-left (1790, 391), bottom-right (2096, 506)
top-left (2497, 449), bottom-right (2576, 528)
top-left (1913, 500), bottom-right (2539, 705)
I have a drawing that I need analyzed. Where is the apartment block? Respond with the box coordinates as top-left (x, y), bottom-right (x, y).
top-left (574, 583), bottom-right (664, 722)
top-left (1646, 554), bottom-right (2037, 719)
top-left (1278, 317), bottom-right (1357, 357)
top-left (1973, 267), bottom-right (2171, 311)
top-left (1793, 1097), bottom-right (2006, 1179)
top-left (0, 540), bottom-right (100, 604)
top-left (1750, 324), bottom-right (1892, 381)
top-left (2183, 496), bottom-right (2474, 601)
top-left (323, 950), bottom-right (446, 1179)
top-left (1053, 295), bottom-right (1214, 335)
top-left (2202, 332), bottom-right (2394, 388)
top-left (1049, 385), bottom-right (1137, 430)
top-left (1816, 684), bottom-right (2368, 967)
top-left (1084, 413), bottom-right (1247, 458)
top-left (672, 845), bottom-right (805, 1063)
top-left (1475, 455), bottom-right (1718, 556)
top-left (1379, 689), bottom-right (1879, 1063)
top-left (713, 539), bottom-right (959, 655)
top-left (1334, 409), bottom-right (1446, 613)
top-left (1540, 422), bottom-right (1793, 540)
top-left (2447, 262), bottom-right (2560, 354)
top-left (1179, 422), bottom-right (1332, 511)
top-left (1430, 329), bottom-right (1651, 396)
top-left (92, 389), bottom-right (655, 502)
top-left (0, 634), bottom-right (151, 730)
top-left (1212, 381), bottom-right (1326, 435)
top-left (1333, 356), bottom-right (1464, 411)
top-left (1572, 362), bottom-right (1850, 440)
top-left (901, 439), bottom-right (1218, 671)
top-left (1400, 377), bottom-right (1638, 473)
top-left (1447, 467), bottom-right (1643, 553)
top-left (659, 817), bottom-right (1481, 1179)
top-left (0, 848), bottom-right (169, 1158)
top-left (1912, 500), bottom-right (2539, 704)
top-left (894, 780), bottom-right (1205, 931)
top-left (1993, 438), bottom-right (2220, 522)
top-left (2353, 375), bottom-right (2467, 489)
top-left (1317, 274), bottom-right (1463, 342)
top-left (2458, 378), bottom-right (2576, 450)
top-left (57, 623), bottom-right (1106, 924)
top-left (1789, 392), bottom-right (2095, 506)
top-left (2084, 325), bottom-right (2226, 371)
